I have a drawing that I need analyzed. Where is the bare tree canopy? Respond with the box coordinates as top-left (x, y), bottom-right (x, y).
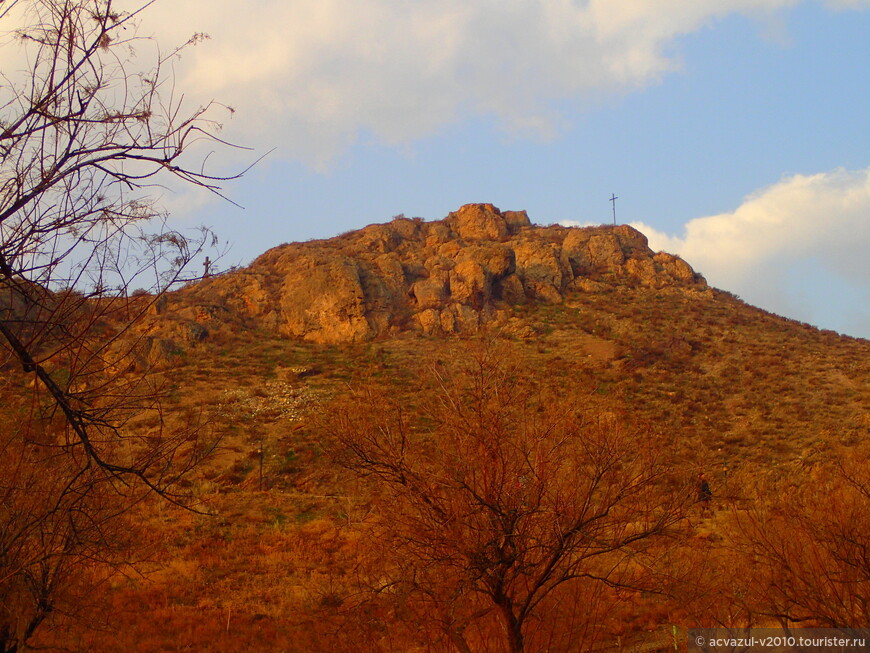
top-left (1, 4), bottom-right (245, 648)
top-left (0, 0), bottom-right (241, 284)
top-left (0, 0), bottom-right (243, 493)
top-left (324, 344), bottom-right (688, 652)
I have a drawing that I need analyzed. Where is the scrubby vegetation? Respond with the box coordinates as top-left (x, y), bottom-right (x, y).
top-left (6, 278), bottom-right (866, 652)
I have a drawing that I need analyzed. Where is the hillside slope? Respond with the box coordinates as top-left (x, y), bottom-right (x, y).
top-left (44, 204), bottom-right (868, 652)
top-left (137, 203), bottom-right (867, 467)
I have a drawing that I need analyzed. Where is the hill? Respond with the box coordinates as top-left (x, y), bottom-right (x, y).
top-left (19, 204), bottom-right (870, 652)
top-left (143, 203), bottom-right (706, 345)
top-left (138, 203), bottom-right (867, 465)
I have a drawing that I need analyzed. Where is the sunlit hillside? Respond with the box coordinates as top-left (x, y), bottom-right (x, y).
top-left (10, 206), bottom-right (868, 652)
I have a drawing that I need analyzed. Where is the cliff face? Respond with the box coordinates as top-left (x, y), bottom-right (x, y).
top-left (152, 204), bottom-right (706, 345)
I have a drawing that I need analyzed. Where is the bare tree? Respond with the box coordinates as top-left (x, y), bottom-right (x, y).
top-left (325, 344), bottom-right (688, 653)
top-left (731, 445), bottom-right (870, 628)
top-left (0, 392), bottom-right (141, 653)
top-left (0, 0), bottom-right (243, 493)
top-left (0, 0), bottom-right (246, 648)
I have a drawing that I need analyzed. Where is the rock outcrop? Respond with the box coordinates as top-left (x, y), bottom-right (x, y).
top-left (157, 204), bottom-right (706, 345)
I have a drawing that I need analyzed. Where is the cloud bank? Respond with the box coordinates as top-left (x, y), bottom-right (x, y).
top-left (632, 168), bottom-right (870, 338)
top-left (3, 0), bottom-right (866, 167)
top-left (139, 0), bottom-right (827, 166)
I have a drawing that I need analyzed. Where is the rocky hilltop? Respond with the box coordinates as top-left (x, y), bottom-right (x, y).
top-left (149, 204), bottom-right (706, 346)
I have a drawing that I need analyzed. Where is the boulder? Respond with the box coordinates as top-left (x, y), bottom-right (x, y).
top-left (354, 224), bottom-right (400, 253)
top-left (613, 225), bottom-right (650, 256)
top-left (446, 203), bottom-right (509, 241)
top-left (654, 252), bottom-right (699, 284)
top-left (623, 258), bottom-right (658, 286)
top-left (411, 267), bottom-right (451, 310)
top-left (418, 308), bottom-right (442, 335)
top-left (425, 221), bottom-right (452, 245)
top-left (562, 230), bottom-right (593, 275)
top-left (495, 273), bottom-right (527, 304)
top-left (441, 303), bottom-right (480, 334)
top-left (503, 210), bottom-right (532, 234)
top-left (389, 216), bottom-right (423, 240)
top-left (449, 259), bottom-right (489, 306)
top-left (455, 243), bottom-right (515, 280)
top-left (374, 253), bottom-right (407, 290)
top-left (569, 278), bottom-right (611, 293)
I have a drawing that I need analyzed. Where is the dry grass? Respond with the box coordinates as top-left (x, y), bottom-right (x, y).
top-left (24, 283), bottom-right (870, 651)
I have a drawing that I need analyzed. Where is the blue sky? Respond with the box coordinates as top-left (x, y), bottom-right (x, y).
top-left (141, 1), bottom-right (869, 338)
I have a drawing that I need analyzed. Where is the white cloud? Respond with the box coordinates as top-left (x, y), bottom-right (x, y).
top-left (3, 0), bottom-right (867, 168)
top-left (132, 0), bottom-right (815, 167)
top-left (632, 168), bottom-right (870, 337)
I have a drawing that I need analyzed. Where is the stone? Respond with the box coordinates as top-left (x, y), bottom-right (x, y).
top-left (354, 224), bottom-right (399, 253)
top-left (425, 221), bottom-right (452, 244)
top-left (513, 240), bottom-right (569, 303)
top-left (418, 308), bottom-right (442, 335)
top-left (441, 303), bottom-right (480, 333)
top-left (624, 258), bottom-right (659, 286)
top-left (278, 256), bottom-right (373, 343)
top-left (561, 230), bottom-right (594, 276)
top-left (140, 336), bottom-right (180, 370)
top-left (587, 233), bottom-right (625, 268)
top-left (613, 225), bottom-right (650, 255)
top-left (569, 278), bottom-right (611, 293)
top-left (654, 252), bottom-right (698, 284)
top-left (446, 203), bottom-right (509, 241)
top-left (499, 317), bottom-right (539, 339)
top-left (449, 259), bottom-right (489, 305)
top-left (411, 269), bottom-right (450, 309)
top-left (389, 216), bottom-right (423, 240)
top-left (374, 253), bottom-right (407, 290)
top-left (154, 204), bottom-right (705, 344)
top-left (495, 274), bottom-right (527, 304)
top-left (455, 243), bottom-right (515, 280)
top-left (503, 210), bottom-right (532, 234)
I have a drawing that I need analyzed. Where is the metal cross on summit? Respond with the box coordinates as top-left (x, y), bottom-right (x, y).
top-left (609, 193), bottom-right (618, 225)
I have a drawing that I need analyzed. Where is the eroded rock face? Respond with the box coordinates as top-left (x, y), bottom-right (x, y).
top-left (514, 240), bottom-right (569, 304)
top-left (279, 256), bottom-right (373, 343)
top-left (166, 203), bottom-right (706, 344)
